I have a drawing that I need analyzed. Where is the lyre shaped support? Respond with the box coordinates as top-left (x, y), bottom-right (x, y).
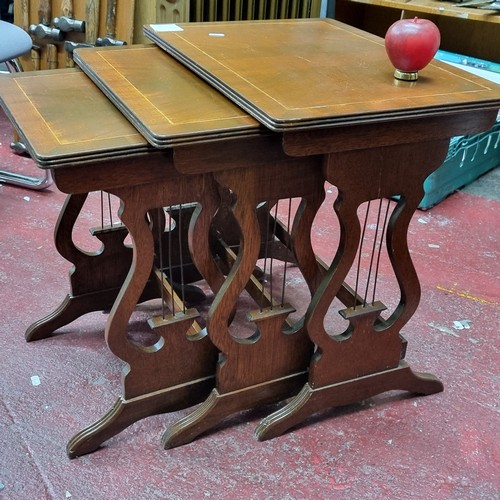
top-left (150, 203), bottom-right (206, 288)
top-left (307, 301), bottom-right (402, 384)
top-left (163, 156), bottom-right (325, 449)
top-left (26, 193), bottom-right (158, 341)
top-left (256, 140), bottom-right (448, 441)
top-left (67, 172), bottom-right (222, 457)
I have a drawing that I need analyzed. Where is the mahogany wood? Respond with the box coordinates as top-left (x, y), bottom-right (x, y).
top-left (0, 69), bottom-right (150, 166)
top-left (163, 156), bottom-right (325, 448)
top-left (139, 20), bottom-right (500, 441)
top-left (25, 193), bottom-right (158, 342)
top-left (73, 45), bottom-right (260, 148)
top-left (255, 361), bottom-right (444, 441)
top-left (257, 139), bottom-right (450, 439)
top-left (65, 169), bottom-right (224, 457)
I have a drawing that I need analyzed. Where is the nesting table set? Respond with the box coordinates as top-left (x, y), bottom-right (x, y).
top-left (2, 19), bottom-right (499, 458)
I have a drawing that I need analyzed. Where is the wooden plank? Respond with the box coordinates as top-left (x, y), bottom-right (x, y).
top-left (344, 0), bottom-right (500, 24)
top-left (0, 69), bottom-right (149, 165)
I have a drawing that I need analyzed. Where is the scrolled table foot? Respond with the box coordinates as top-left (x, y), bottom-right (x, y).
top-left (254, 382), bottom-right (315, 442)
top-left (255, 361), bottom-right (443, 441)
top-left (25, 289), bottom-right (122, 342)
top-left (67, 375), bottom-right (215, 458)
top-left (26, 295), bottom-right (79, 342)
top-left (163, 371), bottom-right (308, 449)
top-left (162, 388), bottom-right (221, 449)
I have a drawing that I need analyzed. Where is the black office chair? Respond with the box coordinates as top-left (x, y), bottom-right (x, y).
top-left (0, 20), bottom-right (52, 189)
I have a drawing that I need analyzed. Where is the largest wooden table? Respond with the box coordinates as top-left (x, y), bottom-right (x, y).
top-left (2, 19), bottom-right (499, 458)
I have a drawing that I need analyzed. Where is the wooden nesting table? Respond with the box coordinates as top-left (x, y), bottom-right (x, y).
top-left (1, 18), bottom-right (499, 457)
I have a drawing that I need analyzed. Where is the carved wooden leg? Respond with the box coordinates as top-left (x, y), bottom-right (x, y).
top-left (163, 156), bottom-right (325, 448)
top-left (27, 193), bottom-right (158, 341)
top-left (256, 140), bottom-right (449, 441)
top-left (67, 174), bottom-right (223, 458)
top-left (212, 187), bottom-right (297, 267)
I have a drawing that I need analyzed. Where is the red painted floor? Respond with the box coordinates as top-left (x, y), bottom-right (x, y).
top-left (0, 109), bottom-right (499, 499)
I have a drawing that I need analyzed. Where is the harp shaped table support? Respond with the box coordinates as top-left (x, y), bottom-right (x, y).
top-left (163, 153), bottom-right (327, 449)
top-left (56, 162), bottom-right (225, 458)
top-left (256, 138), bottom-right (449, 440)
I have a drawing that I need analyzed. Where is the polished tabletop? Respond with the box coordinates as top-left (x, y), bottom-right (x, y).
top-left (0, 46), bottom-right (262, 167)
top-left (0, 69), bottom-right (150, 167)
top-left (74, 45), bottom-right (261, 148)
top-left (144, 18), bottom-right (500, 131)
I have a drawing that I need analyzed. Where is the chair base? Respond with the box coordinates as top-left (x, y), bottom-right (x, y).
top-left (1, 51), bottom-right (53, 190)
top-left (0, 168), bottom-right (53, 190)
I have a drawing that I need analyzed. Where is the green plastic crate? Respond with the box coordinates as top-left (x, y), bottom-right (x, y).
top-left (419, 118), bottom-right (500, 209)
top-left (418, 51), bottom-right (500, 209)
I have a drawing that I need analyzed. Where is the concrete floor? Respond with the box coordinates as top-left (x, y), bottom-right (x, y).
top-left (0, 108), bottom-right (499, 499)
top-left (462, 165), bottom-right (500, 201)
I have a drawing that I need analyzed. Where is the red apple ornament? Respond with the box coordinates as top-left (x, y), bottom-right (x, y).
top-left (385, 17), bottom-right (441, 81)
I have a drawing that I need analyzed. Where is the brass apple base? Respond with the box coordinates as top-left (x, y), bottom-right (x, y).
top-left (394, 69), bottom-right (419, 81)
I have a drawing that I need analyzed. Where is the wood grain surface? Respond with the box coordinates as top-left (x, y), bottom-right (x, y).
top-left (74, 45), bottom-right (261, 147)
top-left (0, 69), bottom-right (149, 166)
top-left (144, 18), bottom-right (500, 131)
